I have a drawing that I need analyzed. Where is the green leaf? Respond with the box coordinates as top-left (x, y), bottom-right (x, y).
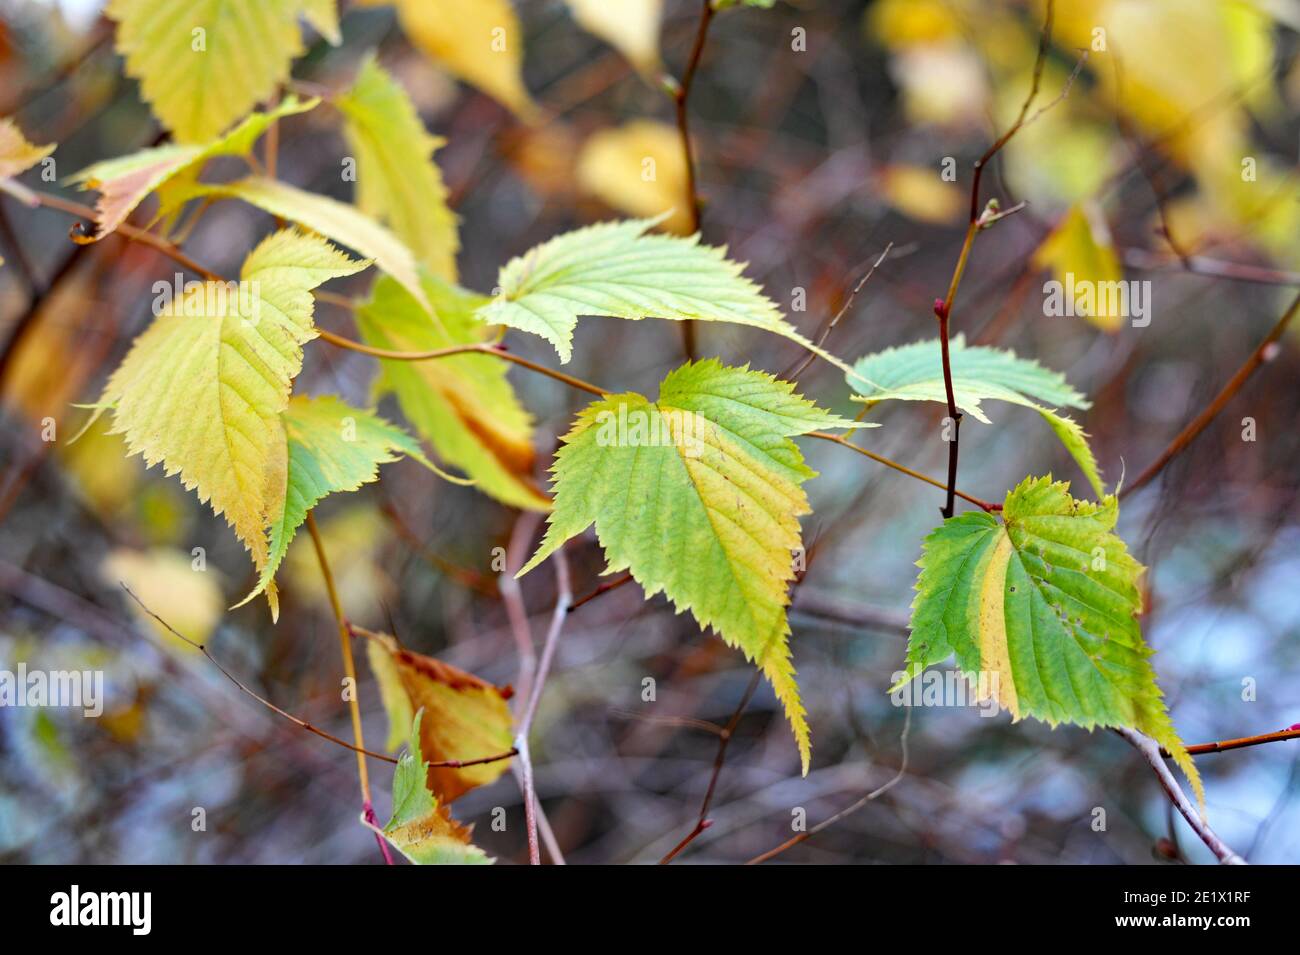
top-left (478, 218), bottom-right (860, 379)
top-left (68, 97), bottom-right (316, 239)
top-left (519, 359), bottom-right (862, 774)
top-left (383, 711), bottom-right (493, 865)
top-left (899, 475), bottom-right (1203, 808)
top-left (234, 394), bottom-right (434, 607)
top-left (336, 56), bottom-right (459, 280)
top-left (849, 335), bottom-right (1104, 498)
top-left (356, 273), bottom-right (550, 511)
top-left (106, 0), bottom-right (333, 143)
top-left (97, 229), bottom-right (367, 618)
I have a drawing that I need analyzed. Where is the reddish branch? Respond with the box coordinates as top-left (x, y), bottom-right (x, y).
top-left (1121, 289), bottom-right (1300, 499)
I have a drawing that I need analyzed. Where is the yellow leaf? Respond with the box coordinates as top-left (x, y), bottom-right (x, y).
top-left (576, 121), bottom-right (690, 234)
top-left (1032, 203), bottom-right (1126, 332)
top-left (362, 628), bottom-right (514, 803)
top-left (106, 0), bottom-right (325, 142)
top-left (565, 0), bottom-right (662, 74)
top-left (337, 56), bottom-right (459, 280)
top-left (0, 117), bottom-right (55, 179)
top-left (360, 0), bottom-right (538, 121)
top-left (878, 163), bottom-right (963, 225)
top-left (103, 548), bottom-right (224, 654)
top-left (97, 230), bottom-right (367, 613)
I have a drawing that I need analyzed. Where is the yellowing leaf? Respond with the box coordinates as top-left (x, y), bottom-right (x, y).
top-left (1032, 203), bottom-right (1126, 332)
top-left (362, 628), bottom-right (514, 803)
top-left (878, 163), bottom-right (964, 225)
top-left (565, 0), bottom-right (662, 74)
top-left (359, 0), bottom-right (537, 121)
top-left (97, 230), bottom-right (367, 615)
top-left (197, 176), bottom-right (430, 313)
top-left (866, 0), bottom-right (961, 46)
top-left (480, 218), bottom-right (862, 381)
top-left (106, 0), bottom-right (330, 142)
top-left (104, 548), bottom-right (224, 654)
top-left (521, 360), bottom-right (864, 774)
top-left (0, 117), bottom-right (55, 179)
top-left (381, 711), bottom-right (492, 864)
top-left (300, 0), bottom-right (341, 44)
top-left (900, 476), bottom-right (1203, 809)
top-left (356, 273), bottom-right (550, 511)
top-left (68, 97), bottom-right (316, 239)
top-left (337, 56), bottom-right (459, 280)
top-left (576, 120), bottom-right (690, 234)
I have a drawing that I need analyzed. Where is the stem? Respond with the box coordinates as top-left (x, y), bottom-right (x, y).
top-left (931, 0), bottom-right (1061, 518)
top-left (316, 331), bottom-right (611, 398)
top-left (0, 182), bottom-right (223, 281)
top-left (1121, 288), bottom-right (1300, 498)
top-left (305, 511), bottom-right (388, 863)
top-left (808, 431), bottom-right (1000, 512)
top-left (515, 548), bottom-right (573, 865)
top-left (671, 0), bottom-right (716, 360)
top-left (1114, 727), bottom-right (1246, 864)
top-left (1176, 726), bottom-right (1300, 758)
top-left (119, 583), bottom-right (398, 765)
top-left (659, 669), bottom-right (762, 864)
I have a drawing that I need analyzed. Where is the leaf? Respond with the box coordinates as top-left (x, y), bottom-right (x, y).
top-left (97, 230), bottom-right (367, 617)
top-left (68, 97), bottom-right (316, 239)
top-left (197, 175), bottom-right (431, 312)
top-left (1031, 203), bottom-right (1126, 332)
top-left (576, 120), bottom-right (690, 234)
top-left (363, 629), bottom-right (514, 803)
top-left (849, 335), bottom-right (1104, 498)
top-left (382, 711), bottom-right (493, 865)
top-left (299, 0), bottom-right (341, 44)
top-left (479, 218), bottom-right (861, 379)
top-left (235, 394), bottom-right (437, 608)
top-left (0, 117), bottom-right (55, 179)
top-left (336, 56), bottom-right (459, 280)
top-left (358, 0), bottom-right (537, 121)
top-left (565, 0), bottom-right (662, 74)
top-left (105, 0), bottom-right (332, 143)
top-left (899, 475), bottom-right (1203, 809)
top-left (355, 273), bottom-right (550, 511)
top-left (520, 360), bottom-right (863, 774)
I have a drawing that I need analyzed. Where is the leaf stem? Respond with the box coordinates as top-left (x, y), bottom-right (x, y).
top-left (305, 510), bottom-right (389, 863)
top-left (808, 431), bottom-right (1000, 512)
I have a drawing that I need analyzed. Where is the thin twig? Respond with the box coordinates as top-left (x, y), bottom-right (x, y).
top-left (1174, 726), bottom-right (1300, 758)
top-left (118, 584), bottom-right (397, 764)
top-left (808, 431), bottom-right (1001, 512)
top-left (659, 669), bottom-right (763, 864)
top-left (1121, 289), bottom-right (1300, 498)
top-left (568, 572), bottom-right (635, 613)
top-left (1114, 727), bottom-right (1246, 864)
top-left (515, 547), bottom-right (573, 865)
top-left (783, 243), bottom-right (893, 381)
top-left (748, 707), bottom-right (912, 864)
top-left (305, 511), bottom-right (391, 864)
top-left (669, 0), bottom-right (717, 360)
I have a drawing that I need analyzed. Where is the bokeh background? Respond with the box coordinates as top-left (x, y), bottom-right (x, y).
top-left (1, 0), bottom-right (1298, 864)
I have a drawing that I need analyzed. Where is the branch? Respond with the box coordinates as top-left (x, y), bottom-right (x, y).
top-left (1114, 727), bottom-right (1246, 864)
top-left (1176, 725), bottom-right (1300, 758)
top-left (118, 584), bottom-right (397, 765)
top-left (659, 669), bottom-right (763, 864)
top-left (305, 511), bottom-right (392, 864)
top-left (1121, 288), bottom-right (1300, 499)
